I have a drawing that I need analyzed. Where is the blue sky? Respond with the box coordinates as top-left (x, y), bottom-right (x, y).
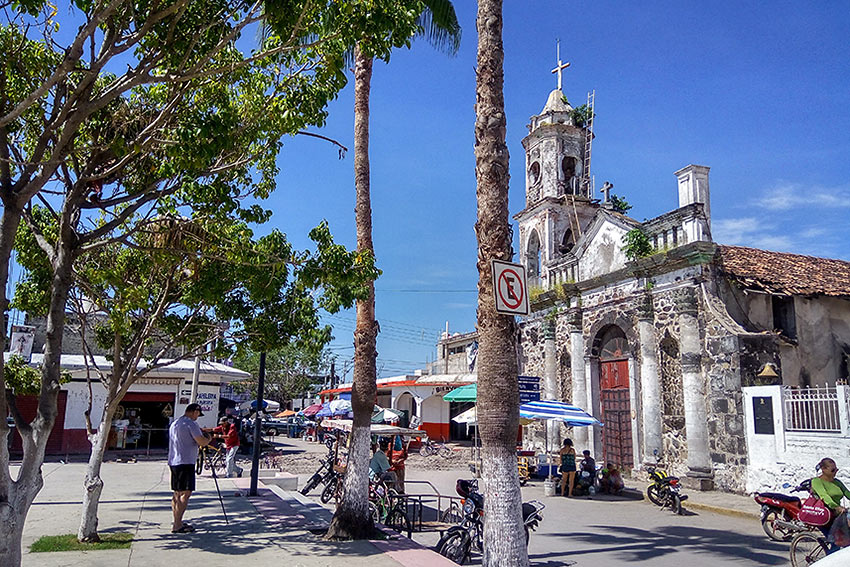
top-left (269, 2), bottom-right (850, 380)
top-left (16, 3), bottom-right (845, 379)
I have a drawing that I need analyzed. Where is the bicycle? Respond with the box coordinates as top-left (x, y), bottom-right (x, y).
top-left (196, 443), bottom-right (225, 475)
top-left (419, 437), bottom-right (452, 458)
top-left (789, 531), bottom-right (830, 567)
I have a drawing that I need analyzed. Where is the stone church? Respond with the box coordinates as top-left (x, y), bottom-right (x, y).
top-left (515, 81), bottom-right (850, 492)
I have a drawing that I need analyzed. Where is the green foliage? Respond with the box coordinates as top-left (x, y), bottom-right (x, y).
top-left (5, 355), bottom-right (70, 395)
top-left (570, 104), bottom-right (595, 127)
top-left (529, 285), bottom-right (545, 303)
top-left (621, 228), bottom-right (653, 261)
top-left (232, 344), bottom-right (329, 402)
top-left (609, 194), bottom-right (632, 214)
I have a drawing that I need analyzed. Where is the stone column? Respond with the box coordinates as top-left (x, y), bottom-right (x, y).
top-left (637, 294), bottom-right (663, 465)
top-left (586, 357), bottom-right (603, 458)
top-left (568, 309), bottom-right (588, 448)
top-left (542, 318), bottom-right (559, 453)
top-left (674, 287), bottom-right (714, 490)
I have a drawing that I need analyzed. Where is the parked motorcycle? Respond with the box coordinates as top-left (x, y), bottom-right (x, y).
top-left (436, 479), bottom-right (545, 564)
top-left (646, 451), bottom-right (687, 515)
top-left (754, 479), bottom-right (812, 541)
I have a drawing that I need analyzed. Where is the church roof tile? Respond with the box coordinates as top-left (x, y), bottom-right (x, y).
top-left (718, 245), bottom-right (850, 299)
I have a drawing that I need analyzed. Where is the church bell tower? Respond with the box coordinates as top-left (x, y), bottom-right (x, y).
top-left (514, 45), bottom-right (598, 288)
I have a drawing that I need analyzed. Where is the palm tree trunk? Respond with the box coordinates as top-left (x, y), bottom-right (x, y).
top-left (474, 1), bottom-right (528, 565)
top-left (325, 44), bottom-right (378, 540)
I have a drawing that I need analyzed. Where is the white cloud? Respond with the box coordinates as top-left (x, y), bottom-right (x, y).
top-left (800, 227), bottom-right (829, 239)
top-left (759, 182), bottom-right (850, 211)
top-left (713, 217), bottom-right (795, 252)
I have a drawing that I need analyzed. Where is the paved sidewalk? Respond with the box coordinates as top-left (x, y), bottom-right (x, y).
top-left (19, 461), bottom-right (454, 567)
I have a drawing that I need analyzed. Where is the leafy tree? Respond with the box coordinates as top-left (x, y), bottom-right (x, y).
top-left (231, 345), bottom-right (332, 404)
top-left (0, 1), bottom-right (384, 561)
top-left (622, 228), bottom-right (653, 261)
top-left (15, 207), bottom-right (375, 542)
top-left (474, 1), bottom-right (529, 565)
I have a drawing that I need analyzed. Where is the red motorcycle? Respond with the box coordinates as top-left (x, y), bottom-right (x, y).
top-left (754, 479), bottom-right (812, 541)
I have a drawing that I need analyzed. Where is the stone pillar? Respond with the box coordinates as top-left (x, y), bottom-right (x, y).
top-left (568, 309), bottom-right (588, 448)
top-left (675, 287), bottom-right (714, 490)
top-left (637, 294), bottom-right (663, 465)
top-left (542, 318), bottom-right (559, 453)
top-left (586, 357), bottom-right (603, 457)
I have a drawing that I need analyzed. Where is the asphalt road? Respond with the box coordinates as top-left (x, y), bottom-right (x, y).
top-left (400, 469), bottom-right (790, 567)
top-left (281, 436), bottom-right (791, 567)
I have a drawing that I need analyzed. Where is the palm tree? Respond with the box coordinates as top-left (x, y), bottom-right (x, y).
top-left (325, 1), bottom-right (460, 540)
top-left (474, 1), bottom-right (529, 565)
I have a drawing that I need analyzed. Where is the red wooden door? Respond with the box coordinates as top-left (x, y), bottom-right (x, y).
top-left (599, 360), bottom-right (633, 469)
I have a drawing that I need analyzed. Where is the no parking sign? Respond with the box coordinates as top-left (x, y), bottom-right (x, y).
top-left (492, 259), bottom-right (529, 316)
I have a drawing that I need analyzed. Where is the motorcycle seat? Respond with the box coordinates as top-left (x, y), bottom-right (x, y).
top-left (758, 492), bottom-right (800, 504)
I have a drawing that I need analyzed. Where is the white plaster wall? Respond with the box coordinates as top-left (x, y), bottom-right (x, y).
top-left (63, 380), bottom-right (181, 429)
top-left (578, 220), bottom-right (628, 280)
top-left (743, 385), bottom-right (850, 493)
top-left (421, 394), bottom-right (450, 425)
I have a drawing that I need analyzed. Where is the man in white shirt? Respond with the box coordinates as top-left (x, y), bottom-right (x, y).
top-left (168, 403), bottom-right (210, 533)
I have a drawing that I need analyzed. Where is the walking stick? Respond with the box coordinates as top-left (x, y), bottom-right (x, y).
top-left (206, 448), bottom-right (229, 525)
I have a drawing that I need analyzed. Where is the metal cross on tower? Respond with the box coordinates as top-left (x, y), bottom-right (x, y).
top-left (551, 40), bottom-right (570, 91)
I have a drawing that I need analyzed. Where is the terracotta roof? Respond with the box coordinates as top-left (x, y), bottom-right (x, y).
top-left (718, 245), bottom-right (850, 299)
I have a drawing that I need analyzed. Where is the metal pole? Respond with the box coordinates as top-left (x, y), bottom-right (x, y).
top-left (190, 355), bottom-right (201, 403)
top-left (249, 351), bottom-right (266, 497)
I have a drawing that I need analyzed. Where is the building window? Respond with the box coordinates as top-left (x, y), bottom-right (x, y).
top-left (559, 228), bottom-right (574, 254)
top-left (561, 156), bottom-right (577, 191)
top-left (527, 230), bottom-right (541, 279)
top-left (659, 335), bottom-right (685, 431)
top-left (528, 161), bottom-right (541, 186)
top-left (772, 296), bottom-right (797, 340)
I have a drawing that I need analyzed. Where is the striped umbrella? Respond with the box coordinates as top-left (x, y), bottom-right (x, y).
top-left (519, 400), bottom-right (603, 427)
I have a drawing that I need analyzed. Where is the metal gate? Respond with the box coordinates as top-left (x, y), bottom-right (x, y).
top-left (600, 360), bottom-right (633, 469)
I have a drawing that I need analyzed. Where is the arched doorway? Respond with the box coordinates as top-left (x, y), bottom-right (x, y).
top-left (394, 391), bottom-right (417, 428)
top-left (596, 325), bottom-right (634, 470)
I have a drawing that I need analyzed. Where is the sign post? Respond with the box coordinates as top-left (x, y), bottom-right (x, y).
top-left (518, 375), bottom-right (541, 404)
top-left (492, 260), bottom-right (529, 316)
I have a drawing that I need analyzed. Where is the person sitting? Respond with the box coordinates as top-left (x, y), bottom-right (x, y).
top-left (812, 457), bottom-right (850, 553)
top-left (600, 462), bottom-right (625, 495)
top-left (580, 450), bottom-right (596, 475)
top-left (369, 440), bottom-right (396, 484)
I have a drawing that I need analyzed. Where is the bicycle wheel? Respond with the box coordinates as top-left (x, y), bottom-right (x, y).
top-left (440, 502), bottom-right (463, 525)
top-left (195, 452), bottom-right (205, 475)
top-left (385, 506), bottom-right (412, 538)
top-left (790, 532), bottom-right (827, 567)
top-left (419, 443), bottom-right (434, 457)
top-left (438, 444), bottom-right (452, 458)
top-left (646, 484), bottom-right (663, 506)
top-left (300, 473), bottom-right (322, 495)
top-left (320, 481), bottom-right (338, 504)
top-left (436, 527), bottom-right (471, 564)
top-left (368, 502), bottom-right (380, 524)
top-left (213, 451), bottom-right (226, 473)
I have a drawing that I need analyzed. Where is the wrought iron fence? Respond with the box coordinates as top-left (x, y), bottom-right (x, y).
top-left (783, 386), bottom-right (842, 432)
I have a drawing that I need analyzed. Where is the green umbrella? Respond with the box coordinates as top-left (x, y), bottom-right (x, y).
top-left (443, 383), bottom-right (477, 402)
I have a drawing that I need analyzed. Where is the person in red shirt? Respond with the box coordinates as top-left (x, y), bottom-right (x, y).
top-left (221, 418), bottom-right (243, 478)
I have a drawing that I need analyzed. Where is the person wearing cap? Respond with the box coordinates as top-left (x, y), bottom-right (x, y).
top-left (220, 418), bottom-right (243, 478)
top-left (168, 403), bottom-right (210, 533)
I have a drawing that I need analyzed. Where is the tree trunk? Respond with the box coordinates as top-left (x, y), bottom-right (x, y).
top-left (474, 1), bottom-right (528, 565)
top-left (78, 396), bottom-right (121, 542)
top-left (0, 200), bottom-right (76, 566)
top-left (326, 45), bottom-right (378, 540)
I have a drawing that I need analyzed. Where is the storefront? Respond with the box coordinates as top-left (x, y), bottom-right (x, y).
top-left (10, 354), bottom-right (249, 455)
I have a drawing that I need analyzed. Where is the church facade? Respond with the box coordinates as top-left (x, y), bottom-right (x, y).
top-left (515, 84), bottom-right (850, 492)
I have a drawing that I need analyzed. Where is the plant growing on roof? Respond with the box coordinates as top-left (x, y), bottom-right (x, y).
top-left (570, 104), bottom-right (594, 127)
top-left (609, 194), bottom-right (632, 214)
top-left (622, 228), bottom-right (653, 261)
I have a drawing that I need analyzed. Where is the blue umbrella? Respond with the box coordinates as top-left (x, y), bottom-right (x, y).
top-left (315, 402), bottom-right (333, 418)
top-left (519, 400), bottom-right (603, 427)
